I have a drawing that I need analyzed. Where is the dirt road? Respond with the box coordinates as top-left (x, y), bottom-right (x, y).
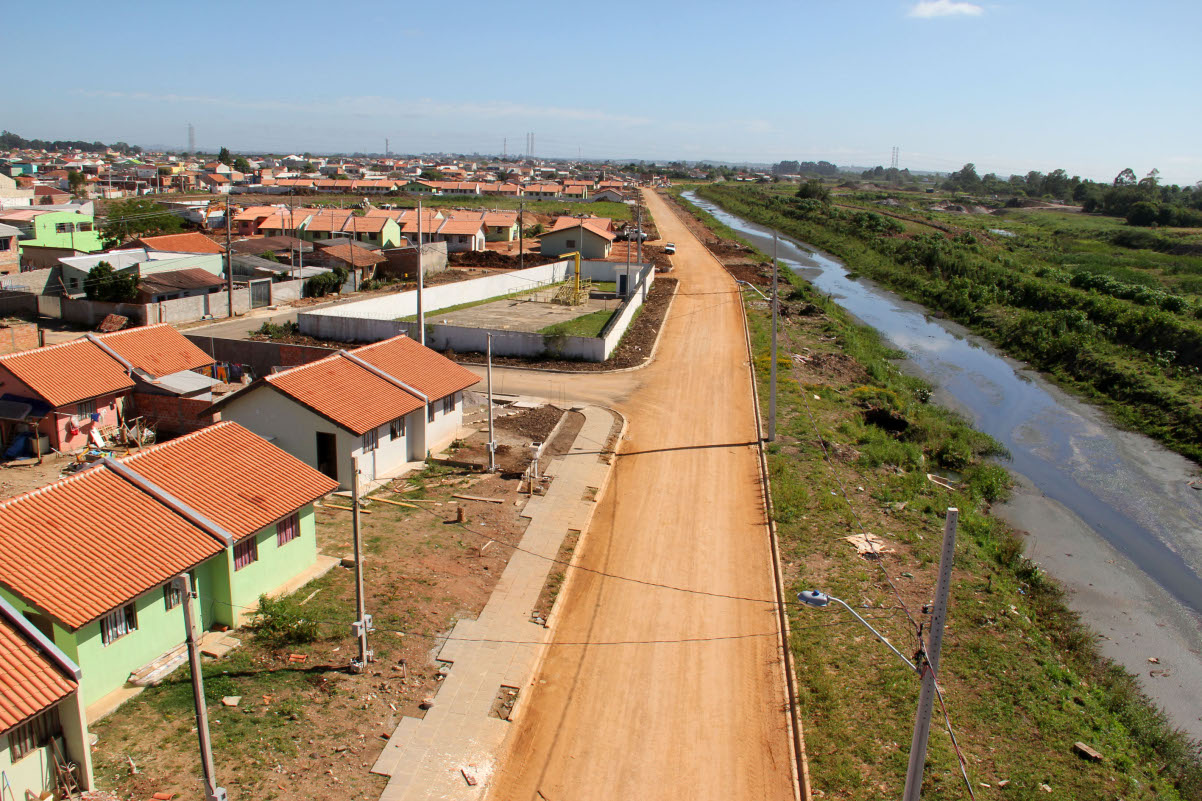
top-left (486, 190), bottom-right (795, 801)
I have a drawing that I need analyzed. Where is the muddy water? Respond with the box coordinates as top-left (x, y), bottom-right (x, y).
top-left (685, 191), bottom-right (1202, 739)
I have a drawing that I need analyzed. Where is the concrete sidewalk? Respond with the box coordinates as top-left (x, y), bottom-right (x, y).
top-left (371, 404), bottom-right (620, 800)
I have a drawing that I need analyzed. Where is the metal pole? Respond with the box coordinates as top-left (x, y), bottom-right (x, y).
top-left (178, 573), bottom-right (227, 801)
top-left (769, 232), bottom-right (778, 442)
top-left (416, 200), bottom-right (425, 345)
top-left (350, 457), bottom-right (371, 673)
top-left (902, 507), bottom-right (959, 801)
top-left (486, 334), bottom-right (496, 472)
top-left (636, 197), bottom-right (643, 264)
top-left (518, 200), bottom-right (524, 270)
top-left (225, 194), bottom-right (233, 319)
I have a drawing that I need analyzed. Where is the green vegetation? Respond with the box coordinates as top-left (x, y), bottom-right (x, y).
top-left (674, 192), bottom-right (1202, 799)
top-left (85, 261), bottom-right (138, 302)
top-left (248, 594), bottom-right (320, 647)
top-left (304, 265), bottom-right (349, 297)
top-left (99, 196), bottom-right (183, 247)
top-left (539, 308), bottom-right (614, 338)
top-left (697, 182), bottom-right (1202, 462)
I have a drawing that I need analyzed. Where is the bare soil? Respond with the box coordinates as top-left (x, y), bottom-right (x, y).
top-left (447, 405), bottom-right (573, 474)
top-left (455, 277), bottom-right (677, 372)
top-left (87, 465), bottom-right (533, 801)
top-left (448, 251), bottom-right (558, 270)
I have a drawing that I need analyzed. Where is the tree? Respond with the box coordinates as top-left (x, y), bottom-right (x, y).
top-left (796, 179), bottom-right (831, 202)
top-left (233, 157), bottom-right (252, 173)
top-left (67, 170), bottom-right (86, 195)
top-left (299, 162), bottom-right (316, 173)
top-left (1126, 201), bottom-right (1160, 226)
top-left (420, 168), bottom-right (445, 181)
top-left (1114, 168), bottom-right (1137, 187)
top-left (100, 197), bottom-right (183, 247)
top-left (85, 262), bottom-right (139, 302)
top-left (218, 147), bottom-right (232, 166)
top-left (945, 163), bottom-right (981, 193)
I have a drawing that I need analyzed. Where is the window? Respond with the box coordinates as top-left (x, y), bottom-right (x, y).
top-left (442, 394), bottom-right (455, 415)
top-left (75, 399), bottom-right (95, 421)
top-left (10, 706), bottom-right (62, 762)
top-left (390, 416), bottom-right (406, 439)
top-left (55, 222), bottom-right (73, 234)
top-left (0, 238), bottom-right (9, 251)
top-left (427, 403), bottom-right (435, 423)
top-left (362, 429), bottom-right (378, 452)
top-left (566, 238), bottom-right (576, 248)
top-left (100, 603), bottom-right (137, 646)
top-left (79, 222), bottom-right (93, 232)
top-left (277, 512), bottom-right (300, 546)
top-left (233, 536), bottom-right (258, 570)
top-left (163, 581), bottom-right (183, 610)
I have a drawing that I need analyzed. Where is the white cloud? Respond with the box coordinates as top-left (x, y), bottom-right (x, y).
top-left (908, 0), bottom-right (984, 18)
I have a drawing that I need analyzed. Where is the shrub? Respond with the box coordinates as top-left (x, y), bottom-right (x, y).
top-left (248, 594), bottom-right (319, 646)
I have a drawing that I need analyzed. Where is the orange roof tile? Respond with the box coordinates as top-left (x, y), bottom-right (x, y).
top-left (121, 422), bottom-right (337, 540)
top-left (0, 611), bottom-right (76, 733)
top-left (129, 232), bottom-right (225, 254)
top-left (353, 336), bottom-right (479, 401)
top-left (340, 216), bottom-right (389, 233)
top-left (0, 466), bottom-right (225, 630)
top-left (0, 338), bottom-right (134, 407)
top-left (99, 324), bottom-right (214, 376)
top-left (262, 353), bottom-right (425, 435)
top-left (436, 219), bottom-right (486, 236)
top-left (320, 243), bottom-right (388, 268)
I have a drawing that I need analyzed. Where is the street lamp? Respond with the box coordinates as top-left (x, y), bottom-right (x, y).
top-left (796, 590), bottom-right (916, 672)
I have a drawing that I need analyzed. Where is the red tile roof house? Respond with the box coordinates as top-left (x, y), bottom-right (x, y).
top-left (0, 422), bottom-right (338, 721)
top-left (433, 217), bottom-right (487, 253)
top-left (0, 594), bottom-right (94, 797)
top-left (208, 335), bottom-right (478, 489)
top-left (0, 325), bottom-right (216, 457)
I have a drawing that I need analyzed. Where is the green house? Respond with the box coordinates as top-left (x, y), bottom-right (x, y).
top-left (16, 210), bottom-right (103, 253)
top-left (0, 422), bottom-right (337, 720)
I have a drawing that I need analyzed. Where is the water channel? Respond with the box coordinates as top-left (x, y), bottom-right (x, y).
top-left (684, 191), bottom-right (1202, 740)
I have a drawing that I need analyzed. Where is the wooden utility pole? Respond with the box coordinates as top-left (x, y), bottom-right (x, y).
top-left (350, 457), bottom-right (372, 673)
top-left (416, 200), bottom-right (425, 345)
top-left (902, 508), bottom-right (959, 801)
top-left (769, 232), bottom-right (778, 442)
top-left (224, 194), bottom-right (233, 318)
top-left (178, 573), bottom-right (227, 801)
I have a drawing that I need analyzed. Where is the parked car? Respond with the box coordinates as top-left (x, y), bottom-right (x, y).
top-left (664, 242), bottom-right (676, 254)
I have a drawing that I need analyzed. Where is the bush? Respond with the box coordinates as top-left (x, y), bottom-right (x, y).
top-left (255, 321), bottom-right (299, 339)
top-left (305, 265), bottom-right (349, 297)
top-left (247, 594), bottom-right (319, 646)
top-left (1126, 201), bottom-right (1160, 227)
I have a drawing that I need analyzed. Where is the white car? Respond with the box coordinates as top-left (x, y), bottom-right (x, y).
top-left (663, 242), bottom-right (676, 254)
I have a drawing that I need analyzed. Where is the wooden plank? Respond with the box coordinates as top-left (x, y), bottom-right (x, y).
top-left (320, 503), bottom-right (372, 514)
top-left (393, 496), bottom-right (440, 503)
top-left (453, 494), bottom-right (503, 504)
top-left (372, 497), bottom-right (419, 509)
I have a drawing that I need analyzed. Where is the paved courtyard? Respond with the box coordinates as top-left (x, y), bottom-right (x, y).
top-left (428, 291), bottom-right (617, 333)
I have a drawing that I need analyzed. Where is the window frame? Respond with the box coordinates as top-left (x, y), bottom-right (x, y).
top-left (427, 403), bottom-right (435, 423)
top-left (277, 512), bottom-right (300, 547)
top-left (442, 394), bottom-right (454, 415)
top-left (362, 428), bottom-right (378, 452)
top-left (75, 398), bottom-right (96, 421)
top-left (233, 536), bottom-right (259, 571)
top-left (163, 581), bottom-right (183, 610)
top-left (100, 603), bottom-right (138, 646)
top-left (9, 705), bottom-right (63, 762)
top-left (390, 415), bottom-right (406, 439)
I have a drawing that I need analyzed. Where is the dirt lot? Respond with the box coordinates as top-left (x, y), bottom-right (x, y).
top-left (446, 404), bottom-right (579, 474)
top-left (456, 276), bottom-right (677, 372)
top-left (448, 250), bottom-right (558, 270)
top-left (87, 464), bottom-right (536, 801)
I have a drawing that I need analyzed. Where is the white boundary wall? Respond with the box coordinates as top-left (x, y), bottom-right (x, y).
top-left (298, 260), bottom-right (655, 361)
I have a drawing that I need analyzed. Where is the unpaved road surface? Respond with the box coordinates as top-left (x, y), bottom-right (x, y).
top-left (486, 190), bottom-right (795, 801)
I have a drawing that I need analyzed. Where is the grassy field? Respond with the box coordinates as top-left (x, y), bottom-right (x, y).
top-left (539, 307), bottom-right (614, 337)
top-left (669, 189), bottom-right (1202, 801)
top-left (696, 182), bottom-right (1202, 462)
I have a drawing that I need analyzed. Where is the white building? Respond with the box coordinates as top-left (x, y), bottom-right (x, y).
top-left (209, 335), bottom-right (479, 489)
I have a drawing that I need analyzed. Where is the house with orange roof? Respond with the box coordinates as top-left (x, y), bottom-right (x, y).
top-left (481, 182), bottom-right (523, 197)
top-left (198, 173), bottom-right (231, 193)
top-left (0, 422), bottom-right (337, 718)
top-left (0, 324), bottom-right (215, 455)
top-left (233, 204), bottom-right (283, 237)
top-left (481, 211), bottom-right (520, 241)
top-left (538, 216), bottom-right (615, 259)
top-left (523, 182), bottom-right (562, 200)
top-left (121, 231), bottom-right (225, 255)
top-left (208, 335), bottom-right (479, 488)
top-left (434, 217), bottom-right (486, 252)
top-left (0, 594), bottom-right (93, 796)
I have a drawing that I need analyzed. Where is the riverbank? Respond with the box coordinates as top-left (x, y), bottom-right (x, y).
top-left (664, 189), bottom-right (1202, 800)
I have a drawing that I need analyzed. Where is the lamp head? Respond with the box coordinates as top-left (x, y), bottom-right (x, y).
top-left (797, 590), bottom-right (831, 608)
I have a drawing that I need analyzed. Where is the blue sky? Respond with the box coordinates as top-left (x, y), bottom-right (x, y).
top-left (7, 0), bottom-right (1200, 183)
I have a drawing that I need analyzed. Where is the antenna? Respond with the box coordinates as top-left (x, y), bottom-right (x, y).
top-left (891, 146), bottom-right (899, 170)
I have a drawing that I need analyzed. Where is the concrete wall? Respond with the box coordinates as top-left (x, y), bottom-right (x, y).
top-left (298, 259), bottom-right (573, 341)
top-left (379, 241), bottom-right (448, 280)
top-left (0, 267), bottom-right (61, 295)
top-left (185, 335), bottom-right (334, 377)
top-left (0, 293), bottom-right (38, 319)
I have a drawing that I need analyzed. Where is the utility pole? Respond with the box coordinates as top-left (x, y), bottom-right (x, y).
top-left (902, 507), bottom-right (959, 801)
top-left (486, 334), bottom-right (496, 472)
top-left (349, 457), bottom-right (372, 673)
top-left (178, 573), bottom-right (227, 801)
top-left (416, 200), bottom-right (425, 344)
top-left (636, 197), bottom-right (643, 264)
top-left (225, 194), bottom-right (233, 319)
top-left (769, 232), bottom-right (778, 442)
top-left (518, 200), bottom-right (524, 269)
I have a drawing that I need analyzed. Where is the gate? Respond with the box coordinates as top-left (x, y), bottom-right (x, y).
top-left (249, 279), bottom-right (271, 309)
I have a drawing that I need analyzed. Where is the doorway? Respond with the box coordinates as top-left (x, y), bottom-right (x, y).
top-left (316, 432), bottom-right (338, 481)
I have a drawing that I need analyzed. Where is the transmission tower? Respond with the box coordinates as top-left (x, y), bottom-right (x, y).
top-left (188, 123), bottom-right (195, 155)
top-left (891, 146), bottom-right (899, 170)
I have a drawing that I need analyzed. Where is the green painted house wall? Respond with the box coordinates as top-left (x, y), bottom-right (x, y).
top-left (0, 727), bottom-right (65, 797)
top-left (227, 507), bottom-right (318, 625)
top-left (20, 212), bottom-right (103, 253)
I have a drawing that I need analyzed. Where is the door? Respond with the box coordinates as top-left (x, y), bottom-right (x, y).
top-left (618, 273), bottom-right (629, 297)
top-left (316, 432), bottom-right (338, 482)
top-left (250, 279), bottom-right (271, 309)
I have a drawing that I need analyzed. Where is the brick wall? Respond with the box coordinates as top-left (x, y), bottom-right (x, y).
top-left (0, 322), bottom-right (41, 355)
top-left (132, 393), bottom-right (219, 435)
